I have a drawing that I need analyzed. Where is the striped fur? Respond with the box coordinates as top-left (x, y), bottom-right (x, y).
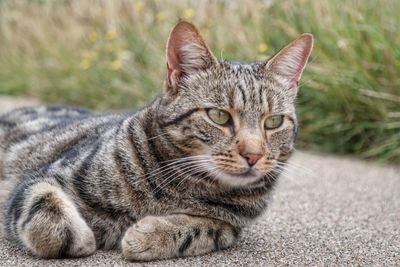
top-left (0, 22), bottom-right (312, 261)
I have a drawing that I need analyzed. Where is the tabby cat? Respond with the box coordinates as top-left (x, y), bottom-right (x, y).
top-left (0, 21), bottom-right (313, 261)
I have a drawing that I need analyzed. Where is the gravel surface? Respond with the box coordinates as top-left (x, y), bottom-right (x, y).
top-left (1, 98), bottom-right (399, 266)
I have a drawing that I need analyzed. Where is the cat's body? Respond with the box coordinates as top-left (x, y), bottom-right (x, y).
top-left (0, 101), bottom-right (258, 251)
top-left (0, 22), bottom-right (313, 261)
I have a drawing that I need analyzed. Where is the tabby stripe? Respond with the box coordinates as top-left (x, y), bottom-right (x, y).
top-left (237, 84), bottom-right (246, 108)
top-left (6, 179), bottom-right (34, 235)
top-left (21, 195), bottom-right (49, 229)
top-left (213, 228), bottom-right (222, 250)
top-left (0, 119), bottom-right (16, 128)
top-left (128, 123), bottom-right (163, 199)
top-left (228, 89), bottom-right (235, 109)
top-left (193, 228), bottom-right (201, 238)
top-left (145, 127), bottom-right (166, 165)
top-left (114, 151), bottom-right (137, 185)
top-left (178, 234), bottom-right (193, 255)
top-left (232, 227), bottom-right (240, 239)
top-left (113, 120), bottom-right (145, 183)
top-left (58, 227), bottom-right (73, 257)
top-left (75, 142), bottom-right (101, 178)
top-left (93, 224), bottom-right (108, 248)
top-left (4, 120), bottom-right (70, 149)
top-left (127, 125), bottom-right (148, 173)
top-left (45, 105), bottom-right (90, 114)
top-left (288, 116), bottom-right (298, 141)
top-left (187, 135), bottom-right (209, 143)
top-left (60, 147), bottom-right (80, 167)
top-left (248, 78), bottom-right (256, 105)
top-left (258, 87), bottom-right (263, 108)
top-left (159, 108), bottom-right (199, 127)
top-left (73, 142), bottom-right (102, 207)
top-left (201, 199), bottom-right (262, 219)
top-left (159, 130), bottom-right (186, 155)
top-left (267, 95), bottom-right (273, 113)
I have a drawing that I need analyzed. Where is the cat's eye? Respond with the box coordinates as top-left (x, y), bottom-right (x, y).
top-left (207, 109), bottom-right (230, 125)
top-left (264, 115), bottom-right (284, 130)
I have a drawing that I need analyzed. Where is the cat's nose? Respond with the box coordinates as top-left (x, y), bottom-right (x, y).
top-left (242, 153), bottom-right (262, 167)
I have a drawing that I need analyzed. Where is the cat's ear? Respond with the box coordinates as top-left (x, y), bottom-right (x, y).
top-left (264, 33), bottom-right (313, 93)
top-left (165, 21), bottom-right (218, 94)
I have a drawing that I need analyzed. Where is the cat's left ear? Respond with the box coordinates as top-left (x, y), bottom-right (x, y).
top-left (264, 33), bottom-right (313, 94)
top-left (165, 21), bottom-right (218, 94)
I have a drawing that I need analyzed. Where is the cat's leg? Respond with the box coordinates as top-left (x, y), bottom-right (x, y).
top-left (5, 179), bottom-right (96, 258)
top-left (121, 214), bottom-right (240, 261)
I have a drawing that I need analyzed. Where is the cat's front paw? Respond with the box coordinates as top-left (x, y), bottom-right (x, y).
top-left (17, 185), bottom-right (97, 258)
top-left (121, 216), bottom-right (174, 261)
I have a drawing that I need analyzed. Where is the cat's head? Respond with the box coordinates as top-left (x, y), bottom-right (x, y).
top-left (156, 21), bottom-right (313, 187)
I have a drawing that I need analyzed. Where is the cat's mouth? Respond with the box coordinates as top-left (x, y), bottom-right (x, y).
top-left (201, 159), bottom-right (263, 186)
top-left (226, 168), bottom-right (256, 178)
top-left (212, 167), bottom-right (263, 187)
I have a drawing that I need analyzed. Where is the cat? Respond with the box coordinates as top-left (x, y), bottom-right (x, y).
top-left (0, 21), bottom-right (313, 261)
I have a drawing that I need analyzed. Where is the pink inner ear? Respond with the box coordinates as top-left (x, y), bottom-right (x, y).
top-left (165, 21), bottom-right (216, 89)
top-left (166, 62), bottom-right (180, 88)
top-left (166, 22), bottom-right (202, 83)
top-left (166, 28), bottom-right (184, 82)
top-left (292, 40), bottom-right (313, 83)
top-left (167, 33), bottom-right (183, 85)
top-left (269, 33), bottom-right (313, 89)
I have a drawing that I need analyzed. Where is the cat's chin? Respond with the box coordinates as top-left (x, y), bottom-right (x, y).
top-left (214, 171), bottom-right (262, 187)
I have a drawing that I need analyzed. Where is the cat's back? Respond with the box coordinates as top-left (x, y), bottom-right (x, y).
top-left (0, 105), bottom-right (93, 139)
top-left (0, 105), bottom-right (127, 179)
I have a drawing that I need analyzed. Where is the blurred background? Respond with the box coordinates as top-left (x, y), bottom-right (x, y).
top-left (0, 0), bottom-right (399, 163)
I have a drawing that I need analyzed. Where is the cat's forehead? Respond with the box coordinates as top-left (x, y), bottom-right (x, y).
top-left (219, 61), bottom-right (274, 89)
top-left (218, 61), bottom-right (292, 112)
top-left (221, 61), bottom-right (261, 75)
top-left (181, 61), bottom-right (294, 114)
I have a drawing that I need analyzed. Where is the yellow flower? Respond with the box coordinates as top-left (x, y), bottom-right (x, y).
top-left (258, 43), bottom-right (269, 53)
top-left (80, 58), bottom-right (91, 70)
top-left (134, 1), bottom-right (144, 13)
top-left (111, 59), bottom-right (122, 70)
top-left (106, 43), bottom-right (115, 52)
top-left (106, 31), bottom-right (117, 41)
top-left (82, 51), bottom-right (97, 60)
top-left (89, 31), bottom-right (98, 42)
top-left (182, 8), bottom-right (194, 19)
top-left (156, 11), bottom-right (167, 22)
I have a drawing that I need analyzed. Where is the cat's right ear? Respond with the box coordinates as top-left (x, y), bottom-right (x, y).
top-left (165, 21), bottom-right (218, 94)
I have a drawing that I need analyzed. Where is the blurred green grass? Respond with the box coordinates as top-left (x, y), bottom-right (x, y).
top-left (0, 0), bottom-right (399, 163)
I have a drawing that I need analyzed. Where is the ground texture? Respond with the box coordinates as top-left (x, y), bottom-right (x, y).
top-left (0, 98), bottom-right (399, 266)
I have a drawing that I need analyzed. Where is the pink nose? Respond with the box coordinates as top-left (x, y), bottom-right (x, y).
top-left (242, 153), bottom-right (262, 167)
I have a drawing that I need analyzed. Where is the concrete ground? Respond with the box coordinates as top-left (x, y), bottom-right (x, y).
top-left (0, 97), bottom-right (399, 266)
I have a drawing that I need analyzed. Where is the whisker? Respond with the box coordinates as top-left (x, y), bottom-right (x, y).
top-left (152, 162), bottom-right (213, 193)
top-left (128, 156), bottom-right (214, 189)
top-left (135, 156), bottom-right (211, 180)
top-left (157, 155), bottom-right (210, 165)
top-left (277, 161), bottom-right (315, 176)
top-left (129, 159), bottom-right (212, 188)
top-left (144, 132), bottom-right (170, 141)
top-left (172, 165), bottom-right (217, 190)
top-left (273, 164), bottom-right (313, 184)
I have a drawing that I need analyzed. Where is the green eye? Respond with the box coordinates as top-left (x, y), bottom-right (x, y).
top-left (207, 109), bottom-right (230, 125)
top-left (264, 115), bottom-right (284, 129)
